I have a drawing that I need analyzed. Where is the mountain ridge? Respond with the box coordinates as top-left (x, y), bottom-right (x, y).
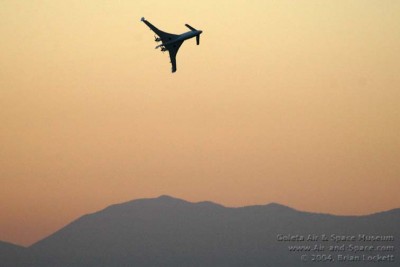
top-left (88, 195), bottom-right (400, 216)
top-left (1, 195), bottom-right (399, 267)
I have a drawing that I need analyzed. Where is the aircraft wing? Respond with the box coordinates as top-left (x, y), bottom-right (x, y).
top-left (141, 18), bottom-right (178, 42)
top-left (166, 41), bottom-right (183, 73)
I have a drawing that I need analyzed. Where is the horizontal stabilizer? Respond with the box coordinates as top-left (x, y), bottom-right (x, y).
top-left (185, 24), bottom-right (197, 31)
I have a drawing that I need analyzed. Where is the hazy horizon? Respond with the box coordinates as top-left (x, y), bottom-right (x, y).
top-left (3, 194), bottom-right (398, 267)
top-left (1, 0), bottom-right (399, 246)
top-left (2, 194), bottom-right (400, 247)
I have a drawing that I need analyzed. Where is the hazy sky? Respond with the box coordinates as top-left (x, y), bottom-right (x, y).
top-left (1, 0), bottom-right (399, 246)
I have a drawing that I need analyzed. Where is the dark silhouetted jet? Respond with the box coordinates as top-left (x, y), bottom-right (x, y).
top-left (141, 17), bottom-right (202, 73)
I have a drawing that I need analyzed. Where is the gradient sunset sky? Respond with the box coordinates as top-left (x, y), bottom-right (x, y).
top-left (1, 0), bottom-right (399, 246)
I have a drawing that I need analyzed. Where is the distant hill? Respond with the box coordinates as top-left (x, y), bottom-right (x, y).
top-left (2, 195), bottom-right (399, 266)
top-left (0, 241), bottom-right (27, 266)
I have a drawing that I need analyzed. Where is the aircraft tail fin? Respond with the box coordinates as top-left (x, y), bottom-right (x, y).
top-left (185, 24), bottom-right (197, 31)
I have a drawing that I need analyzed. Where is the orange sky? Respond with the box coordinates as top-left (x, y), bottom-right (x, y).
top-left (1, 0), bottom-right (399, 246)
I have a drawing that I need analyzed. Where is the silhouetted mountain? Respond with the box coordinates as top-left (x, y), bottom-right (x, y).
top-left (2, 196), bottom-right (399, 266)
top-left (0, 241), bottom-right (26, 266)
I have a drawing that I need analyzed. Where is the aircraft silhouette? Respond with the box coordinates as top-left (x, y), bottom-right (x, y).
top-left (141, 17), bottom-right (203, 73)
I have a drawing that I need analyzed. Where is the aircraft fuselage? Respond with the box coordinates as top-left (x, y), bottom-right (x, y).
top-left (158, 30), bottom-right (202, 48)
top-left (141, 17), bottom-right (202, 72)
